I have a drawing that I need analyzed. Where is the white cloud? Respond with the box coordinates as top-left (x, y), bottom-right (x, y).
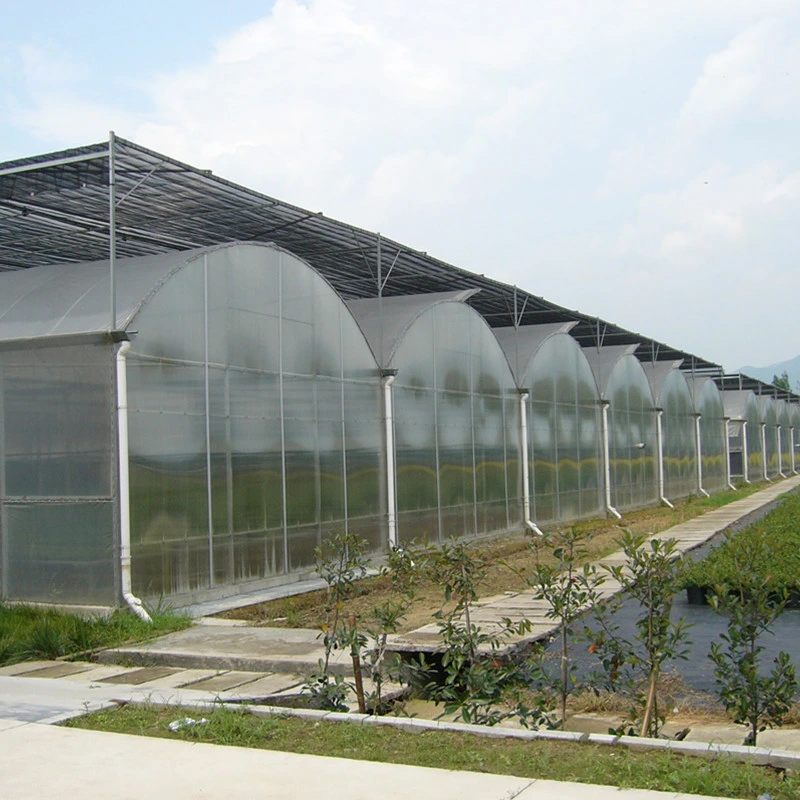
top-left (5, 0), bottom-right (800, 367)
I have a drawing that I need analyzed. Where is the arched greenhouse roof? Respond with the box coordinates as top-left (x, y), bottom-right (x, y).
top-left (493, 321), bottom-right (578, 385)
top-left (0, 241), bottom-right (362, 349)
top-left (346, 290), bottom-right (478, 368)
top-left (581, 344), bottom-right (638, 398)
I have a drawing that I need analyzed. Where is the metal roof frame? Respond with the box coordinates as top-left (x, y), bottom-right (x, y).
top-left (0, 134), bottom-right (764, 379)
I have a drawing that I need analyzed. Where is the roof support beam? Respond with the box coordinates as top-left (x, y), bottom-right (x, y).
top-left (0, 150), bottom-right (107, 177)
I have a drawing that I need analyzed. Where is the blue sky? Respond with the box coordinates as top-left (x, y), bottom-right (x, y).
top-left (2, 1), bottom-right (799, 370)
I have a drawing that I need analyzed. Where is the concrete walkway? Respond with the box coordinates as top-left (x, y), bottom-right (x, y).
top-left (0, 713), bottom-right (731, 800)
top-left (3, 479), bottom-right (800, 799)
top-left (389, 475), bottom-right (800, 655)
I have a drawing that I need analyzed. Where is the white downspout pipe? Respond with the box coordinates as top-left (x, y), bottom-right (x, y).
top-left (519, 392), bottom-right (544, 536)
top-left (694, 414), bottom-right (709, 497)
top-left (383, 373), bottom-right (398, 549)
top-left (600, 400), bottom-right (622, 520)
top-left (655, 409), bottom-right (674, 509)
top-left (741, 421), bottom-right (750, 484)
top-left (723, 417), bottom-right (736, 491)
top-left (761, 423), bottom-right (770, 482)
top-left (116, 340), bottom-right (152, 623)
top-left (777, 426), bottom-right (786, 478)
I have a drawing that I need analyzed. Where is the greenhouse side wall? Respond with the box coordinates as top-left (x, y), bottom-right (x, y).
top-left (0, 339), bottom-right (118, 605)
top-left (524, 333), bottom-right (603, 524)
top-left (659, 370), bottom-right (697, 500)
top-left (126, 244), bottom-right (383, 602)
top-left (606, 355), bottom-right (659, 511)
top-left (391, 301), bottom-right (518, 545)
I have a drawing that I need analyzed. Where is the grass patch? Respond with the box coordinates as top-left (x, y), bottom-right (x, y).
top-left (218, 483), bottom-right (768, 632)
top-left (680, 489), bottom-right (800, 594)
top-left (65, 703), bottom-right (800, 799)
top-left (0, 603), bottom-right (191, 667)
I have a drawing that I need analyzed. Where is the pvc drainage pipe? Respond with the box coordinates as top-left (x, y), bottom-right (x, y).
top-left (655, 409), bottom-right (674, 509)
top-left (519, 392), bottom-right (544, 535)
top-left (694, 414), bottom-right (709, 497)
top-left (116, 341), bottom-right (152, 623)
top-left (600, 401), bottom-right (622, 520)
top-left (383, 374), bottom-right (398, 549)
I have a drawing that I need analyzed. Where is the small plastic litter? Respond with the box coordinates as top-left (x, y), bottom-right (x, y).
top-left (168, 716), bottom-right (209, 732)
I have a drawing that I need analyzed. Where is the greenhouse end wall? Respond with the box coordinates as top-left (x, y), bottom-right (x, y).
top-left (0, 338), bottom-right (118, 605)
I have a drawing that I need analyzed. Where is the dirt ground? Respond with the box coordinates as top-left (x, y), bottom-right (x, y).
top-left (217, 495), bottom-right (739, 634)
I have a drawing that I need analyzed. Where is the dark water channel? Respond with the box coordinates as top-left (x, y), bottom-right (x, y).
top-left (548, 510), bottom-right (800, 697)
top-left (559, 585), bottom-right (800, 696)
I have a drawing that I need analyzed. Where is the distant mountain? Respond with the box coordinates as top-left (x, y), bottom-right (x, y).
top-left (736, 354), bottom-right (800, 391)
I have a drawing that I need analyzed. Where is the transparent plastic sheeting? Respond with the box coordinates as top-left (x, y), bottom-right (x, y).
top-left (524, 332), bottom-right (603, 524)
top-left (605, 355), bottom-right (659, 511)
top-left (658, 370), bottom-right (697, 500)
top-left (390, 301), bottom-right (517, 545)
top-left (689, 378), bottom-right (728, 494)
top-left (126, 245), bottom-right (383, 598)
top-left (1, 241), bottom-right (798, 607)
top-left (0, 341), bottom-right (116, 604)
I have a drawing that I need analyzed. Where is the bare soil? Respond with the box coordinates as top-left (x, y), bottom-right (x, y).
top-left (217, 494), bottom-right (745, 634)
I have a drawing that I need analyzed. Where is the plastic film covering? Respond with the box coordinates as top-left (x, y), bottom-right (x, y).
top-left (605, 355), bottom-right (658, 510)
top-left (0, 340), bottom-right (116, 604)
top-left (126, 243), bottom-right (382, 600)
top-left (656, 369), bottom-right (697, 500)
top-left (744, 394), bottom-right (764, 479)
top-left (517, 331), bottom-right (602, 524)
top-left (687, 378), bottom-right (727, 493)
top-left (390, 301), bottom-right (516, 544)
top-left (761, 397), bottom-right (780, 479)
top-left (793, 404), bottom-right (800, 472)
top-left (721, 390), bottom-right (758, 480)
top-left (777, 400), bottom-right (792, 475)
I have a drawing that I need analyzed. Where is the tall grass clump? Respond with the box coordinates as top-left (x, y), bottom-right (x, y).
top-left (0, 601), bottom-right (191, 666)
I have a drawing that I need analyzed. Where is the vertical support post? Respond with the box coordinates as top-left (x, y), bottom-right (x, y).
top-left (601, 400), bottom-right (622, 519)
top-left (339, 309), bottom-right (349, 535)
top-left (777, 425), bottom-right (786, 478)
top-left (694, 414), bottom-right (709, 497)
top-left (0, 368), bottom-right (6, 598)
top-left (278, 254), bottom-right (289, 574)
top-left (791, 426), bottom-right (797, 475)
top-left (742, 421), bottom-right (751, 484)
top-left (203, 254), bottom-right (215, 587)
top-left (761, 423), bottom-right (769, 482)
top-left (656, 409), bottom-right (674, 508)
top-left (519, 391), bottom-right (544, 535)
top-left (383, 373), bottom-right (397, 548)
top-left (723, 417), bottom-right (736, 490)
top-left (108, 131), bottom-right (117, 331)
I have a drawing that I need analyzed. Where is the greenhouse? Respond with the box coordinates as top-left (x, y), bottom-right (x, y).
top-left (641, 361), bottom-right (697, 503)
top-left (495, 323), bottom-right (603, 526)
top-left (685, 376), bottom-right (728, 495)
top-left (720, 387), bottom-right (764, 482)
top-left (2, 135), bottom-right (800, 611)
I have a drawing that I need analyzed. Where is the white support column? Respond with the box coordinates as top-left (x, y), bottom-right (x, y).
top-left (761, 423), bottom-right (769, 482)
top-left (742, 421), bottom-right (751, 484)
top-left (116, 340), bottom-right (152, 623)
top-left (791, 427), bottom-right (797, 475)
top-left (656, 409), bottom-right (674, 508)
top-left (601, 400), bottom-right (622, 519)
top-left (519, 391), bottom-right (544, 535)
top-left (694, 414), bottom-right (709, 497)
top-left (723, 417), bottom-right (736, 490)
top-left (383, 372), bottom-right (398, 548)
top-left (777, 425), bottom-right (786, 478)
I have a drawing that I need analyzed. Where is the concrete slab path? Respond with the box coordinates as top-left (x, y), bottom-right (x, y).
top-left (389, 475), bottom-right (800, 655)
top-left (0, 714), bottom-right (734, 800)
